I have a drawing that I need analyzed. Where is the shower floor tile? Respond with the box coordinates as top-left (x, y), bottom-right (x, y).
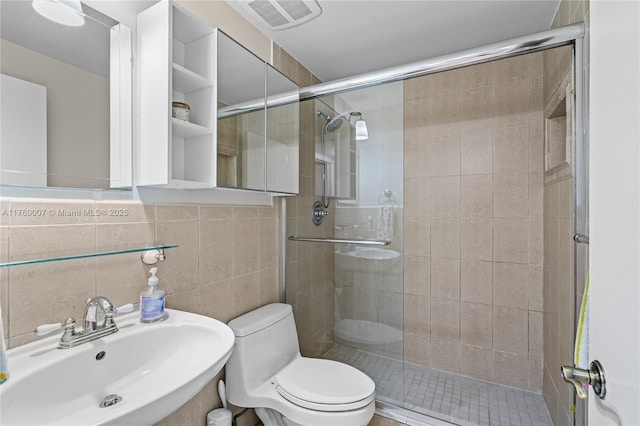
top-left (325, 345), bottom-right (552, 426)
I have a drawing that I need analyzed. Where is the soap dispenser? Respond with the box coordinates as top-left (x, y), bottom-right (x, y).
top-left (140, 267), bottom-right (165, 323)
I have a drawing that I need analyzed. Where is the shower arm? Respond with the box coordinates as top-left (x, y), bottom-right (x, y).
top-left (317, 110), bottom-right (360, 122)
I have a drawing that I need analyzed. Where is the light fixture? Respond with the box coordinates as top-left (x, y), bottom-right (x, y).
top-left (355, 119), bottom-right (368, 141)
top-left (32, 0), bottom-right (85, 27)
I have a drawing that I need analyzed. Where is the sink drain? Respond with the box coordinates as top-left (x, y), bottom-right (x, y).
top-left (99, 394), bottom-right (122, 408)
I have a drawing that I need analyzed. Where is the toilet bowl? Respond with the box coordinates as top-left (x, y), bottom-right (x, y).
top-left (226, 304), bottom-right (375, 426)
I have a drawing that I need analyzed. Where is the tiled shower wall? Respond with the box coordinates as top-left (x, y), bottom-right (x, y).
top-left (402, 53), bottom-right (545, 391)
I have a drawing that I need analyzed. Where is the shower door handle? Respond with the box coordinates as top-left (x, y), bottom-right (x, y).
top-left (560, 360), bottom-right (606, 400)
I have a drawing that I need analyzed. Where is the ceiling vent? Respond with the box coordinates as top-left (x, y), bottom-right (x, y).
top-left (239, 0), bottom-right (322, 31)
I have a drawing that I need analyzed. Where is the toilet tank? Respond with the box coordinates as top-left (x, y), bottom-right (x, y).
top-left (226, 304), bottom-right (300, 405)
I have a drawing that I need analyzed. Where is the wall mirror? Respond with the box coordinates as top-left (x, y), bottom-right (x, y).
top-left (266, 64), bottom-right (299, 194)
top-left (0, 0), bottom-right (132, 191)
top-left (217, 30), bottom-right (299, 193)
top-left (216, 30), bottom-right (266, 191)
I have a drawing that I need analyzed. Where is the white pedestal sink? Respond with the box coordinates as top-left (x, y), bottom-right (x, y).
top-left (0, 309), bottom-right (235, 425)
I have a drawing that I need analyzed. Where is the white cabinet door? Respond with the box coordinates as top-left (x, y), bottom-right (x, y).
top-left (589, 1), bottom-right (640, 424)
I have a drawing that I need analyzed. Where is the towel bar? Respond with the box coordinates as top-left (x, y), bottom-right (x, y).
top-left (288, 236), bottom-right (391, 246)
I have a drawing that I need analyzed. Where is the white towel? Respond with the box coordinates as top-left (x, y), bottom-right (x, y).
top-left (0, 305), bottom-right (8, 384)
top-left (376, 205), bottom-right (394, 241)
top-left (574, 273), bottom-right (589, 369)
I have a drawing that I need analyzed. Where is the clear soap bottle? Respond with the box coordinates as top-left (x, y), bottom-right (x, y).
top-left (140, 267), bottom-right (165, 323)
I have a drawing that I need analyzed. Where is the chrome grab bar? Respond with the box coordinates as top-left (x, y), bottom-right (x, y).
top-left (288, 236), bottom-right (390, 246)
top-left (574, 234), bottom-right (589, 244)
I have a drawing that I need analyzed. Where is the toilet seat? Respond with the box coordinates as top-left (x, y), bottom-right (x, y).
top-left (273, 358), bottom-right (375, 412)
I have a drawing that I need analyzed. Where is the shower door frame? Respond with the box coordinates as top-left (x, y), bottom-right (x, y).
top-left (283, 22), bottom-right (588, 426)
top-left (299, 24), bottom-right (584, 101)
top-left (572, 36), bottom-right (588, 426)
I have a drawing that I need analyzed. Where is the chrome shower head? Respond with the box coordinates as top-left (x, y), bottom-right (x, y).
top-left (317, 110), bottom-right (344, 133)
top-left (316, 110), bottom-right (363, 133)
top-left (326, 117), bottom-right (344, 132)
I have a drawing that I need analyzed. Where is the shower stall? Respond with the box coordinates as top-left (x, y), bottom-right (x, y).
top-left (285, 23), bottom-right (586, 426)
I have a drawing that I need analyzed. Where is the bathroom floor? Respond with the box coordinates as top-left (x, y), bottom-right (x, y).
top-left (325, 346), bottom-right (553, 426)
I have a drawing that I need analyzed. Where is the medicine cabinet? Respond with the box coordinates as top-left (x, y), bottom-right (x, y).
top-left (0, 1), bottom-right (133, 191)
top-left (136, 1), bottom-right (299, 194)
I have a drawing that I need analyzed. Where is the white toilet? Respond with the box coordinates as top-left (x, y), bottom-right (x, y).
top-left (226, 303), bottom-right (376, 426)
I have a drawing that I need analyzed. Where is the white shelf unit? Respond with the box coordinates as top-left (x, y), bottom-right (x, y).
top-left (137, 1), bottom-right (217, 187)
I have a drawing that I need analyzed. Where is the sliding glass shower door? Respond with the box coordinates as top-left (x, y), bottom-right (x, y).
top-left (285, 81), bottom-right (404, 407)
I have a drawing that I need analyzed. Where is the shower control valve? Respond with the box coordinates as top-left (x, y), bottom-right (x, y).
top-left (311, 201), bottom-right (330, 226)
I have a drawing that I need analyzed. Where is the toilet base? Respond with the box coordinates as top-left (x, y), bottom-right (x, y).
top-left (255, 403), bottom-right (374, 426)
top-left (255, 407), bottom-right (286, 426)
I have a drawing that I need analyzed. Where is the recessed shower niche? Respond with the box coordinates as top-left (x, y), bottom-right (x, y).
top-left (544, 72), bottom-right (573, 183)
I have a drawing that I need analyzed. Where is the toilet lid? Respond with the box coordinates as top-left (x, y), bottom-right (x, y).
top-left (274, 357), bottom-right (375, 412)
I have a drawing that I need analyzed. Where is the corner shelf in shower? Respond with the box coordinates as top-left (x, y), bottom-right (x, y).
top-left (0, 244), bottom-right (178, 268)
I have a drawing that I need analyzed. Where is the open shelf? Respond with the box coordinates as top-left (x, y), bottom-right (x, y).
top-left (172, 118), bottom-right (213, 139)
top-left (172, 63), bottom-right (213, 93)
top-left (0, 245), bottom-right (178, 269)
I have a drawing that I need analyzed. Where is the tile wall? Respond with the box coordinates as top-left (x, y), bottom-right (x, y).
top-left (542, 1), bottom-right (590, 425)
top-left (402, 53), bottom-right (545, 391)
top-left (0, 200), bottom-right (279, 425)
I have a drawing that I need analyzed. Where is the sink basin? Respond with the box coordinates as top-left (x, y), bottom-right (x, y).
top-left (0, 309), bottom-right (235, 425)
top-left (336, 246), bottom-right (401, 260)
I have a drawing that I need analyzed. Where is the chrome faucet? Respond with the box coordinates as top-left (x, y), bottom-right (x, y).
top-left (83, 296), bottom-right (116, 332)
top-left (34, 296), bottom-right (134, 349)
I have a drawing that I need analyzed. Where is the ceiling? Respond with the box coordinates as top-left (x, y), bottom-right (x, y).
top-left (225, 0), bottom-right (560, 83)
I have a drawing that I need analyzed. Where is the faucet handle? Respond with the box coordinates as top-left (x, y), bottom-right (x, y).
top-left (114, 303), bottom-right (134, 315)
top-left (103, 303), bottom-right (134, 327)
top-left (34, 317), bottom-right (76, 336)
top-left (34, 322), bottom-right (64, 336)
